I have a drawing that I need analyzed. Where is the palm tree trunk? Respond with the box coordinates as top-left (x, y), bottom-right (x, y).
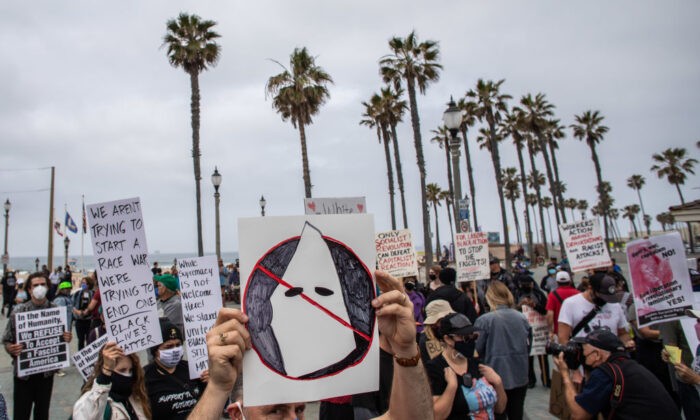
top-left (549, 140), bottom-right (567, 223)
top-left (588, 143), bottom-right (610, 251)
top-left (546, 207), bottom-right (554, 249)
top-left (630, 217), bottom-right (639, 238)
top-left (460, 128), bottom-right (478, 231)
top-left (516, 143), bottom-right (534, 263)
top-left (675, 183), bottom-right (685, 204)
top-left (510, 198), bottom-right (522, 246)
top-left (390, 123), bottom-right (408, 228)
top-left (381, 125), bottom-right (396, 230)
top-left (298, 123), bottom-right (313, 198)
top-left (433, 202), bottom-right (441, 259)
top-left (487, 115), bottom-right (511, 268)
top-left (535, 130), bottom-right (565, 254)
top-left (189, 71), bottom-right (204, 256)
top-left (636, 189), bottom-right (650, 235)
top-left (406, 78), bottom-right (433, 273)
top-left (445, 198), bottom-right (455, 254)
top-left (527, 141), bottom-right (549, 259)
top-left (532, 204), bottom-right (541, 244)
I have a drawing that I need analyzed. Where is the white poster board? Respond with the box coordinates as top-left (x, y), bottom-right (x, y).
top-left (375, 229), bottom-right (418, 278)
top-left (522, 305), bottom-right (548, 356)
top-left (87, 197), bottom-right (162, 354)
top-left (559, 219), bottom-right (611, 272)
top-left (627, 232), bottom-right (694, 327)
top-left (304, 197), bottom-right (366, 215)
top-left (72, 334), bottom-right (110, 381)
top-left (178, 255), bottom-right (223, 379)
top-left (239, 215), bottom-right (378, 406)
top-left (15, 306), bottom-right (70, 377)
top-left (454, 232), bottom-right (490, 283)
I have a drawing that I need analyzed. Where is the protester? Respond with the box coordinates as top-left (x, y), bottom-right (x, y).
top-left (80, 271), bottom-right (103, 329)
top-left (49, 266), bottom-right (61, 299)
top-left (187, 270), bottom-right (434, 420)
top-left (474, 256), bottom-right (516, 313)
top-left (577, 275), bottom-right (589, 293)
top-left (514, 274), bottom-right (550, 388)
top-left (152, 262), bottom-right (162, 276)
top-left (474, 281), bottom-right (531, 420)
top-left (227, 264), bottom-right (240, 304)
top-left (53, 281), bottom-right (74, 325)
top-left (73, 342), bottom-right (151, 419)
top-left (2, 272), bottom-right (72, 420)
top-left (425, 267), bottom-right (477, 323)
top-left (1, 269), bottom-right (17, 316)
top-left (540, 265), bottom-right (558, 293)
top-left (659, 318), bottom-right (700, 416)
top-left (145, 318), bottom-right (207, 420)
top-left (553, 328), bottom-right (680, 420)
top-left (427, 264), bottom-right (442, 293)
top-left (545, 271), bottom-right (580, 340)
top-left (13, 280), bottom-right (28, 305)
top-left (155, 274), bottom-right (184, 337)
top-left (73, 276), bottom-right (96, 350)
top-left (419, 299), bottom-right (454, 364)
top-left (218, 259), bottom-right (228, 306)
top-left (425, 312), bottom-right (507, 419)
top-left (403, 276), bottom-right (425, 337)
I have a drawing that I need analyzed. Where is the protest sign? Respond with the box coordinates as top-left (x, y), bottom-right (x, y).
top-left (522, 305), bottom-right (548, 356)
top-left (15, 307), bottom-right (70, 377)
top-left (87, 197), bottom-right (161, 354)
top-left (178, 255), bottom-right (222, 379)
top-left (454, 232), bottom-right (489, 283)
top-left (375, 229), bottom-right (418, 278)
top-left (239, 214), bottom-right (378, 406)
top-left (627, 232), bottom-right (694, 327)
top-left (72, 334), bottom-right (109, 381)
top-left (559, 219), bottom-right (611, 272)
top-left (304, 197), bottom-right (366, 215)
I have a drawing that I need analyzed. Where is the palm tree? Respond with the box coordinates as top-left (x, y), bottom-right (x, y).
top-left (266, 47), bottom-right (333, 199)
top-left (623, 205), bottom-right (641, 238)
top-left (440, 190), bottom-right (455, 250)
top-left (626, 174), bottom-right (650, 235)
top-left (564, 198), bottom-right (579, 221)
top-left (571, 110), bottom-right (610, 249)
top-left (431, 126), bottom-right (454, 209)
top-left (547, 119), bottom-right (568, 222)
top-left (524, 130), bottom-right (550, 259)
top-left (467, 79), bottom-right (513, 267)
top-left (502, 167), bottom-right (522, 246)
top-left (381, 86), bottom-right (409, 228)
top-left (163, 13), bottom-right (221, 256)
top-left (542, 196), bottom-right (555, 248)
top-left (526, 193), bottom-right (541, 243)
top-left (457, 97), bottom-right (479, 231)
top-left (426, 183), bottom-right (443, 258)
top-left (656, 212), bottom-right (675, 231)
top-left (380, 31), bottom-right (442, 271)
top-left (577, 199), bottom-right (589, 220)
top-left (608, 208), bottom-right (622, 243)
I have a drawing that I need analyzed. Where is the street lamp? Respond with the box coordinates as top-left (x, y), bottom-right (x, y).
top-left (3, 199), bottom-right (10, 274)
top-left (64, 235), bottom-right (70, 267)
top-left (259, 195), bottom-right (266, 217)
top-left (442, 96), bottom-right (464, 233)
top-left (35, 258), bottom-right (40, 272)
top-left (211, 167), bottom-right (222, 260)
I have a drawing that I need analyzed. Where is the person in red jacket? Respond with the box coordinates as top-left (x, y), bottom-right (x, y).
top-left (545, 271), bottom-right (580, 340)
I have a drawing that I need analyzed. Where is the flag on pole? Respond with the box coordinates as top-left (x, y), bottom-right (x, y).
top-left (82, 199), bottom-right (87, 234)
top-left (65, 212), bottom-right (78, 234)
top-left (54, 218), bottom-right (64, 236)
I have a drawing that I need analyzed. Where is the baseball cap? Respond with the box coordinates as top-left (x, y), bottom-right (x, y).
top-left (589, 273), bottom-right (620, 303)
top-left (151, 317), bottom-right (182, 355)
top-left (572, 327), bottom-right (625, 352)
top-left (489, 256), bottom-right (500, 265)
top-left (556, 271), bottom-right (571, 283)
top-left (58, 281), bottom-right (72, 290)
top-left (439, 313), bottom-right (476, 337)
top-left (424, 299), bottom-right (455, 325)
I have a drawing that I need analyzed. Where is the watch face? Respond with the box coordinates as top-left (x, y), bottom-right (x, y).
top-left (244, 222), bottom-right (375, 380)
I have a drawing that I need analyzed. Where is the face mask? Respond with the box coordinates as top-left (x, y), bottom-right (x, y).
top-left (592, 294), bottom-right (607, 307)
top-left (429, 274), bottom-right (436, 280)
top-left (521, 285), bottom-right (532, 292)
top-left (695, 322), bottom-right (700, 341)
top-left (158, 346), bottom-right (184, 368)
top-left (32, 285), bottom-right (48, 300)
top-left (454, 340), bottom-right (476, 359)
top-left (109, 371), bottom-right (134, 398)
top-left (81, 284), bottom-right (88, 290)
top-left (548, 269), bottom-right (556, 275)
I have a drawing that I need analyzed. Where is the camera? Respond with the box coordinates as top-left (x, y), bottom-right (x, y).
top-left (545, 340), bottom-right (584, 369)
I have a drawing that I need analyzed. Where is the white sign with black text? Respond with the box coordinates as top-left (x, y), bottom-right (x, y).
top-left (15, 306), bottom-right (70, 377)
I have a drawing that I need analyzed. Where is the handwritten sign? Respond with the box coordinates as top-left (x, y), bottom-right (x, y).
top-left (178, 255), bottom-right (222, 379)
top-left (304, 197), bottom-right (366, 215)
top-left (375, 229), bottom-right (418, 278)
top-left (87, 197), bottom-right (161, 354)
top-left (559, 219), bottom-right (611, 272)
top-left (627, 232), bottom-right (694, 327)
top-left (454, 232), bottom-right (489, 282)
top-left (72, 334), bottom-right (109, 381)
top-left (523, 305), bottom-right (548, 356)
top-left (15, 307), bottom-right (70, 377)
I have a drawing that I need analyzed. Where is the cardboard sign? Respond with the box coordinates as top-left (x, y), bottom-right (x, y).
top-left (559, 219), bottom-right (611, 272)
top-left (304, 197), bottom-right (366, 215)
top-left (375, 229), bottom-right (418, 278)
top-left (523, 305), bottom-right (548, 356)
top-left (72, 334), bottom-right (109, 381)
top-left (178, 255), bottom-right (223, 379)
top-left (239, 215), bottom-right (378, 406)
top-left (627, 232), bottom-right (694, 327)
top-left (87, 197), bottom-right (162, 354)
top-left (15, 307), bottom-right (70, 377)
top-left (454, 232), bottom-right (489, 282)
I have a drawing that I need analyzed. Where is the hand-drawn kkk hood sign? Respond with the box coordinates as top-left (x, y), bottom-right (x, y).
top-left (244, 222), bottom-right (375, 379)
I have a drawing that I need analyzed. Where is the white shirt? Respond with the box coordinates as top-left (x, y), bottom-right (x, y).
top-left (49, 272), bottom-right (60, 285)
top-left (558, 293), bottom-right (627, 338)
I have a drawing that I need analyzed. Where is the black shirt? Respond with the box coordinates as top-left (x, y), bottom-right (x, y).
top-left (425, 354), bottom-right (469, 420)
top-left (144, 361), bottom-right (204, 420)
top-left (425, 285), bottom-right (477, 323)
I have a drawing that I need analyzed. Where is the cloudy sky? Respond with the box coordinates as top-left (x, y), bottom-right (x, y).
top-left (1, 1), bottom-right (698, 260)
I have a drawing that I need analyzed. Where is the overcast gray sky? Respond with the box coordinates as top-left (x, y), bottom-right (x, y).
top-left (1, 1), bottom-right (698, 259)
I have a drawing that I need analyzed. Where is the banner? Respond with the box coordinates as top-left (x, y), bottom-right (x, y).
top-left (72, 334), bottom-right (109, 381)
top-left (375, 229), bottom-right (418, 278)
top-left (87, 197), bottom-right (162, 354)
top-left (454, 232), bottom-right (489, 283)
top-left (15, 307), bottom-right (70, 377)
top-left (627, 232), bottom-right (694, 327)
top-left (559, 219), bottom-right (611, 272)
top-left (522, 305), bottom-right (548, 356)
top-left (304, 197), bottom-right (366, 215)
top-left (178, 255), bottom-right (223, 379)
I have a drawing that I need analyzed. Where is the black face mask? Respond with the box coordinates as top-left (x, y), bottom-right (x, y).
top-left (520, 285), bottom-right (532, 293)
top-left (429, 274), bottom-right (437, 280)
top-left (109, 372), bottom-right (134, 399)
top-left (454, 340), bottom-right (476, 359)
top-left (592, 293), bottom-right (607, 307)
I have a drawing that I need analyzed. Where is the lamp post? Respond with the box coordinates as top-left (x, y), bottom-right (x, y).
top-left (64, 235), bottom-right (70, 267)
top-left (211, 167), bottom-right (222, 261)
top-left (3, 199), bottom-right (10, 274)
top-left (35, 258), bottom-right (40, 272)
top-left (442, 97), bottom-right (464, 233)
top-left (259, 195), bottom-right (266, 217)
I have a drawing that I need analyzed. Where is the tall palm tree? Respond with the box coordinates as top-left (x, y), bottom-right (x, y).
top-left (360, 94), bottom-right (396, 229)
top-left (525, 134), bottom-right (549, 259)
top-left (381, 86), bottom-right (409, 228)
top-left (542, 196), bottom-right (555, 248)
top-left (439, 190), bottom-right (455, 250)
top-left (380, 31), bottom-right (442, 271)
top-left (577, 199), bottom-right (589, 220)
top-left (564, 198), bottom-right (579, 221)
top-left (626, 174), bottom-right (650, 235)
top-left (431, 126), bottom-right (454, 207)
top-left (457, 97), bottom-right (479, 231)
top-left (571, 110), bottom-right (610, 249)
top-left (163, 13), bottom-right (221, 256)
top-left (266, 47), bottom-right (333, 199)
top-left (426, 183), bottom-right (443, 258)
top-left (656, 212), bottom-right (675, 231)
top-left (547, 119), bottom-right (568, 222)
top-left (502, 168), bottom-right (522, 246)
top-left (609, 207), bottom-right (623, 243)
top-left (467, 79), bottom-right (513, 267)
top-left (623, 205), bottom-right (641, 238)
top-left (526, 193), bottom-right (541, 243)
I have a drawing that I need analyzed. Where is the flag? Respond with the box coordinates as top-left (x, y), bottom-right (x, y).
top-left (54, 218), bottom-right (64, 236)
top-left (82, 199), bottom-right (87, 234)
top-left (65, 212), bottom-right (78, 234)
